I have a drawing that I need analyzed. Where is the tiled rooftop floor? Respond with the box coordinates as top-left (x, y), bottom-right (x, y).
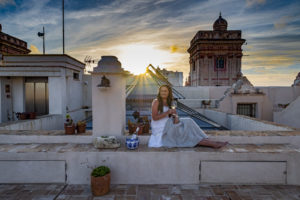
top-left (0, 184), bottom-right (299, 200)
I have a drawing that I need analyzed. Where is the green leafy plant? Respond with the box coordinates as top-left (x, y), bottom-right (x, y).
top-left (65, 114), bottom-right (73, 126)
top-left (91, 166), bottom-right (110, 177)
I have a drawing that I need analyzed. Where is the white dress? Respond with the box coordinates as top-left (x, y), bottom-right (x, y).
top-left (148, 106), bottom-right (169, 147)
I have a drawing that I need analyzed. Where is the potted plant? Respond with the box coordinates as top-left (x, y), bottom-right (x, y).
top-left (29, 112), bottom-right (36, 119)
top-left (77, 120), bottom-right (86, 134)
top-left (16, 112), bottom-right (28, 120)
top-left (64, 114), bottom-right (75, 135)
top-left (128, 119), bottom-right (137, 134)
top-left (142, 116), bottom-right (150, 134)
top-left (136, 117), bottom-right (145, 135)
top-left (91, 166), bottom-right (111, 196)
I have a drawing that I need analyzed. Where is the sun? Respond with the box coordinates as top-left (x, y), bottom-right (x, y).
top-left (116, 43), bottom-right (173, 75)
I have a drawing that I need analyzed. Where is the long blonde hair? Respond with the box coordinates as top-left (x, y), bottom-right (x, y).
top-left (156, 85), bottom-right (173, 113)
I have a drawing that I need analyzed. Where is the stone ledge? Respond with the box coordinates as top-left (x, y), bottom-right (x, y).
top-left (1, 130), bottom-right (300, 146)
top-left (0, 143), bottom-right (299, 153)
top-left (1, 130), bottom-right (300, 136)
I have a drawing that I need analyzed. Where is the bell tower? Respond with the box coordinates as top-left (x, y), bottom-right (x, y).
top-left (187, 13), bottom-right (246, 86)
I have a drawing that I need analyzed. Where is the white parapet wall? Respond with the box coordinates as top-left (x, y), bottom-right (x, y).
top-left (274, 96), bottom-right (300, 129)
top-left (0, 115), bottom-right (63, 130)
top-left (0, 145), bottom-right (299, 185)
top-left (196, 109), bottom-right (294, 131)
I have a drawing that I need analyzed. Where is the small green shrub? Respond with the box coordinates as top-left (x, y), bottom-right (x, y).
top-left (91, 166), bottom-right (110, 177)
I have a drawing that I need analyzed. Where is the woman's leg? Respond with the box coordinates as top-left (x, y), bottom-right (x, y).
top-left (198, 139), bottom-right (228, 149)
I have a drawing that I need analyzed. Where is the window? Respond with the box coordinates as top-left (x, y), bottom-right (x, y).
top-left (216, 57), bottom-right (225, 70)
top-left (73, 72), bottom-right (79, 80)
top-left (237, 103), bottom-right (256, 118)
top-left (192, 61), bottom-right (196, 71)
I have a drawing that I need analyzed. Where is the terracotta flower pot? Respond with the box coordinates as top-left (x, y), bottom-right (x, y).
top-left (29, 112), bottom-right (36, 119)
top-left (137, 125), bottom-right (144, 135)
top-left (77, 124), bottom-right (86, 134)
top-left (91, 173), bottom-right (110, 196)
top-left (143, 123), bottom-right (150, 134)
top-left (64, 124), bottom-right (75, 135)
top-left (128, 123), bottom-right (137, 134)
top-left (19, 113), bottom-right (28, 120)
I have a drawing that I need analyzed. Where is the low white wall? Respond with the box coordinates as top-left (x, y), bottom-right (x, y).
top-left (0, 109), bottom-right (92, 131)
top-left (179, 99), bottom-right (218, 109)
top-left (259, 86), bottom-right (300, 106)
top-left (67, 109), bottom-right (91, 123)
top-left (0, 115), bottom-right (63, 130)
top-left (0, 150), bottom-right (299, 185)
top-left (196, 109), bottom-right (294, 131)
top-left (274, 96), bottom-right (300, 129)
top-left (174, 86), bottom-right (210, 99)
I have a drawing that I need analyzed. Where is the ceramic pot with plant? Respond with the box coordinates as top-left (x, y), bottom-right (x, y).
top-left (91, 166), bottom-right (110, 196)
top-left (77, 120), bottom-right (86, 134)
top-left (64, 114), bottom-right (75, 135)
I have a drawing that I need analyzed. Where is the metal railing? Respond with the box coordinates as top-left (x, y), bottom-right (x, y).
top-left (146, 65), bottom-right (185, 99)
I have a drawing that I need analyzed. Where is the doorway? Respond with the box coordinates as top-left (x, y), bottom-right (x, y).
top-left (25, 77), bottom-right (49, 115)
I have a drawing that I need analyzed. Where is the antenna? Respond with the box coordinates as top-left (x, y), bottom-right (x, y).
top-left (62, 0), bottom-right (65, 54)
top-left (37, 26), bottom-right (45, 54)
top-left (84, 56), bottom-right (99, 66)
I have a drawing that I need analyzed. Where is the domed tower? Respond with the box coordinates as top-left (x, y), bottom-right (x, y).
top-left (213, 13), bottom-right (228, 31)
top-left (187, 13), bottom-right (245, 86)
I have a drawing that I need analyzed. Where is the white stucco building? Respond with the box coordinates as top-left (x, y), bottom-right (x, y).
top-left (0, 54), bottom-right (88, 129)
top-left (159, 68), bottom-right (183, 86)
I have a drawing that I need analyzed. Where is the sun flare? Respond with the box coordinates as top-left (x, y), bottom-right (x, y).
top-left (117, 43), bottom-right (174, 75)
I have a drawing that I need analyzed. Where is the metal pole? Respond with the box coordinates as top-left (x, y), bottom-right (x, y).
top-left (43, 26), bottom-right (45, 54)
top-left (216, 57), bottom-right (219, 86)
top-left (62, 0), bottom-right (65, 54)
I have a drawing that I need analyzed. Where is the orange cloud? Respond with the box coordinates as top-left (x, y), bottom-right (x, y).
top-left (246, 0), bottom-right (266, 7)
top-left (274, 16), bottom-right (292, 29)
top-left (29, 45), bottom-right (41, 54)
top-left (170, 45), bottom-right (179, 53)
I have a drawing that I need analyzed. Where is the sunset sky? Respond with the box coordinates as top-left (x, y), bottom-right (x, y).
top-left (0, 0), bottom-right (299, 86)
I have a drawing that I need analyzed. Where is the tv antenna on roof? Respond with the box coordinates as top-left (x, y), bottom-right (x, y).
top-left (84, 56), bottom-right (99, 67)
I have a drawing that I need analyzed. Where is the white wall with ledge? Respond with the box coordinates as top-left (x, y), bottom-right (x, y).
top-left (259, 86), bottom-right (300, 106)
top-left (274, 96), bottom-right (300, 129)
top-left (0, 148), bottom-right (299, 185)
top-left (0, 114), bottom-right (63, 130)
top-left (196, 108), bottom-right (294, 131)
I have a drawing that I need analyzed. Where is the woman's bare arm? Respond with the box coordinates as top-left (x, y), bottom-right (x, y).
top-left (151, 99), bottom-right (171, 121)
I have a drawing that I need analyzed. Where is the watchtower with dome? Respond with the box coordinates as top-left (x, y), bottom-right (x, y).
top-left (187, 13), bottom-right (246, 86)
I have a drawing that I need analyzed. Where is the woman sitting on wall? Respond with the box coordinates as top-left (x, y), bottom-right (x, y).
top-left (148, 84), bottom-right (228, 148)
